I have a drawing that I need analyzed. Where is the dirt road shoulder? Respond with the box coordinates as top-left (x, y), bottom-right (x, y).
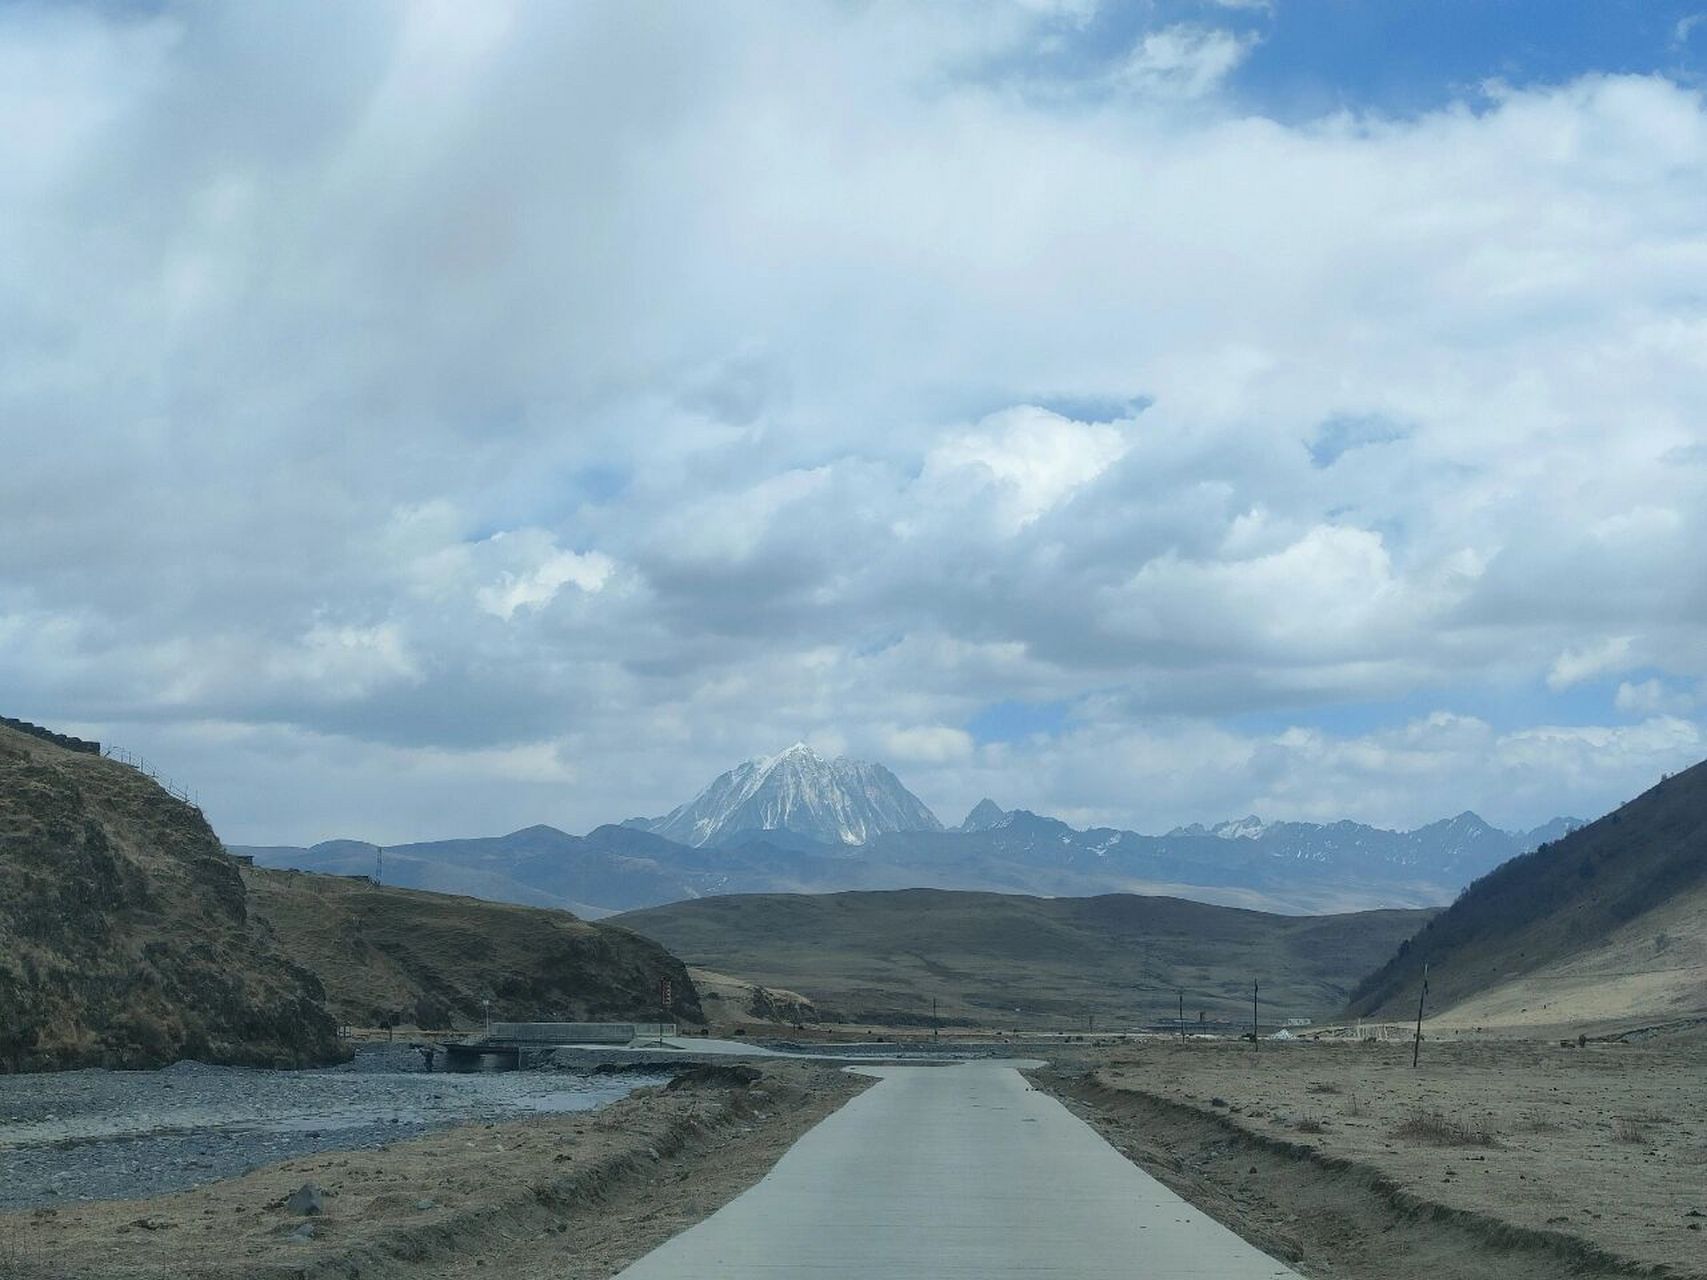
top-left (1033, 1057), bottom-right (1703, 1280)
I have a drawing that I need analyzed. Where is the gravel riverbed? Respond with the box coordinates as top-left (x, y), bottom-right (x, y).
top-left (0, 1046), bottom-right (671, 1209)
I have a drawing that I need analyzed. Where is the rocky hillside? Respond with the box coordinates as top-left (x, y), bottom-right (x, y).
top-left (0, 722), bottom-right (340, 1071)
top-left (242, 865), bottom-right (703, 1030)
top-left (1348, 760), bottom-right (1707, 1026)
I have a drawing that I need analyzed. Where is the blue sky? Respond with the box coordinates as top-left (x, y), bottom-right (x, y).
top-left (3, 0), bottom-right (1705, 841)
top-left (1053, 1), bottom-right (1707, 117)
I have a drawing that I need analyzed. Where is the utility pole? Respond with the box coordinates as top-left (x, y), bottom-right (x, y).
top-left (374, 843), bottom-right (383, 887)
top-left (933, 996), bottom-right (939, 1043)
top-left (1252, 980), bottom-right (1259, 1053)
top-left (1412, 963), bottom-right (1430, 1068)
top-left (1178, 989), bottom-right (1185, 1042)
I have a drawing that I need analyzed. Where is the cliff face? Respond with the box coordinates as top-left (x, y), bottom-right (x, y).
top-left (0, 724), bottom-right (342, 1071)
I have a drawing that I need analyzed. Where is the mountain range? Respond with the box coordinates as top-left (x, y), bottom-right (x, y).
top-left (237, 744), bottom-right (1581, 917)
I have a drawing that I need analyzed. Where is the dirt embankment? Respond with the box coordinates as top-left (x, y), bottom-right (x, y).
top-left (1, 1061), bottom-right (866, 1280)
top-left (1036, 1036), bottom-right (1707, 1280)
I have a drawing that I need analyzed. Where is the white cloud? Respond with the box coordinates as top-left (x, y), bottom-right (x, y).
top-left (883, 725), bottom-right (975, 764)
top-left (1112, 25), bottom-right (1258, 99)
top-left (1547, 637), bottom-right (1635, 691)
top-left (1, 3), bottom-right (1705, 841)
top-left (917, 406), bottom-right (1129, 533)
top-left (476, 540), bottom-right (615, 621)
top-left (1614, 678), bottom-right (1699, 717)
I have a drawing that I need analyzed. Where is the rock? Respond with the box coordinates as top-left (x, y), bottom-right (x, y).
top-left (415, 1199), bottom-right (436, 1211)
top-left (285, 1183), bottom-right (324, 1216)
top-left (289, 1222), bottom-right (316, 1242)
top-left (663, 1064), bottom-right (762, 1091)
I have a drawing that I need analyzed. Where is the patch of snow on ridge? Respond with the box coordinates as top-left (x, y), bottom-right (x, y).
top-left (1210, 815), bottom-right (1269, 840)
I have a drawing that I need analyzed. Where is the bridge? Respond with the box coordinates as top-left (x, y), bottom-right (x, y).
top-left (430, 1022), bottom-right (680, 1072)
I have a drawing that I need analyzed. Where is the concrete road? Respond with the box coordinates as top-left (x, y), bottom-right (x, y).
top-left (615, 1062), bottom-right (1301, 1278)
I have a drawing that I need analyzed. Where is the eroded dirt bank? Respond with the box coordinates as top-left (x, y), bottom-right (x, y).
top-left (1034, 1036), bottom-right (1706, 1280)
top-left (1, 1061), bottom-right (867, 1280)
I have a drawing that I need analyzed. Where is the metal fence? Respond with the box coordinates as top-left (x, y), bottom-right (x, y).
top-left (101, 745), bottom-right (202, 813)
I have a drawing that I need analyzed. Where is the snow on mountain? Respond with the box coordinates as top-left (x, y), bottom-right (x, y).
top-left (1153, 809), bottom-right (1573, 880)
top-left (629, 743), bottom-right (944, 848)
top-left (1209, 815), bottom-right (1269, 840)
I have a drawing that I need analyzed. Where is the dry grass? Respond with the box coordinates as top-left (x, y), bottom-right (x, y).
top-left (615, 889), bottom-right (1431, 1030)
top-left (1306, 1081), bottom-right (1341, 1095)
top-left (1393, 1109), bottom-right (1500, 1147)
top-left (0, 1226), bottom-right (63, 1280)
top-left (1611, 1116), bottom-right (1651, 1144)
top-left (1515, 1107), bottom-right (1560, 1133)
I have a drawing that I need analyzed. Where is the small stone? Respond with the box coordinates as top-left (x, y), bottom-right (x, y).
top-left (289, 1222), bottom-right (316, 1243)
top-left (284, 1183), bottom-right (324, 1216)
top-left (415, 1199), bottom-right (436, 1211)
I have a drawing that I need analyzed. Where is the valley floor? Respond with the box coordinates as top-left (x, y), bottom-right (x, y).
top-left (1037, 1033), bottom-right (1707, 1279)
top-left (0, 1061), bottom-right (866, 1280)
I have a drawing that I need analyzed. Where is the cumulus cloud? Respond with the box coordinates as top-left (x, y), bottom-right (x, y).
top-left (916, 406), bottom-right (1130, 533)
top-left (1548, 637), bottom-right (1636, 691)
top-left (1, 2), bottom-right (1704, 842)
top-left (475, 539), bottom-right (615, 621)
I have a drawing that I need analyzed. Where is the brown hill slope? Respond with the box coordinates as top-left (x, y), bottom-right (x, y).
top-left (242, 865), bottom-right (704, 1030)
top-left (0, 722), bottom-right (340, 1071)
top-left (1347, 760), bottom-right (1707, 1026)
top-left (614, 888), bottom-right (1433, 1028)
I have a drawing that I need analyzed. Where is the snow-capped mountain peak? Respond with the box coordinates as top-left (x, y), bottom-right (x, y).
top-left (1209, 815), bottom-right (1269, 840)
top-left (629, 745), bottom-right (943, 848)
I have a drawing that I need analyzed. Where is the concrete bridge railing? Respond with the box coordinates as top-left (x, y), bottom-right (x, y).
top-left (482, 1022), bottom-right (677, 1046)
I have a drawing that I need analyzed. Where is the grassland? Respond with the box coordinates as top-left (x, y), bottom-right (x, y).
top-left (615, 887), bottom-right (1433, 1028)
top-left (1042, 1029), bottom-right (1707, 1278)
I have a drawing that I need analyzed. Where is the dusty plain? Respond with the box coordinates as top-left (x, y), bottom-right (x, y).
top-left (1038, 1030), bottom-right (1707, 1279)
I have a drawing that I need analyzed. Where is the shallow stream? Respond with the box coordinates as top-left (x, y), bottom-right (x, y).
top-left (0, 1047), bottom-right (669, 1209)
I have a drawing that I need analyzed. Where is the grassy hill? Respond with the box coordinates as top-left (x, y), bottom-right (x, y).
top-left (242, 865), bottom-right (704, 1030)
top-left (1348, 760), bottom-right (1707, 1028)
top-left (614, 888), bottom-right (1433, 1028)
top-left (0, 721), bottom-right (340, 1071)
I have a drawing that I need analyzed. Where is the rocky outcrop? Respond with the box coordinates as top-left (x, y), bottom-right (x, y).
top-left (0, 722), bottom-right (342, 1071)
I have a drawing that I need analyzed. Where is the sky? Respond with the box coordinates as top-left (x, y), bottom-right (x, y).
top-left (5, 0), bottom-right (1707, 844)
